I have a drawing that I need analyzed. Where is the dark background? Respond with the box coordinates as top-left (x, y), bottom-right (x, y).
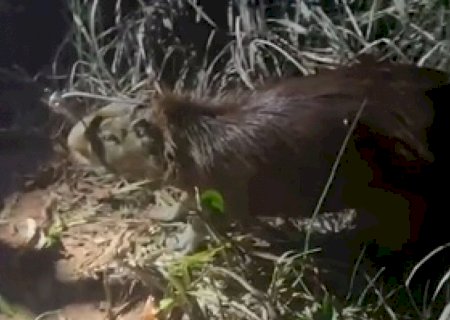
top-left (0, 0), bottom-right (324, 77)
top-left (0, 0), bottom-right (69, 75)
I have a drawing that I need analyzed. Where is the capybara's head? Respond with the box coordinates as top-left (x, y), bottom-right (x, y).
top-left (67, 101), bottom-right (168, 181)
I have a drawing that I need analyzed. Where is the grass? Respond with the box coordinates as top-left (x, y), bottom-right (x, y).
top-left (43, 0), bottom-right (450, 319)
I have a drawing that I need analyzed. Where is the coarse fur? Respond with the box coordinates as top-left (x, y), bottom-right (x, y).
top-left (67, 57), bottom-right (449, 260)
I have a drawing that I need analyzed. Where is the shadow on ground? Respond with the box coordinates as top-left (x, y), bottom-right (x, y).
top-left (0, 239), bottom-right (147, 319)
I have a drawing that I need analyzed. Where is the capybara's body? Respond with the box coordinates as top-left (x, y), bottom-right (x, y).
top-left (67, 58), bottom-right (449, 259)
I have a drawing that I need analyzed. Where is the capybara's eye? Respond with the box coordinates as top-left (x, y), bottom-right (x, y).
top-left (99, 132), bottom-right (120, 144)
top-left (133, 119), bottom-right (150, 138)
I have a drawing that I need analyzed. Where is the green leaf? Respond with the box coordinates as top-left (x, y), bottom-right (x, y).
top-left (0, 295), bottom-right (17, 317)
top-left (158, 297), bottom-right (175, 311)
top-left (200, 189), bottom-right (225, 215)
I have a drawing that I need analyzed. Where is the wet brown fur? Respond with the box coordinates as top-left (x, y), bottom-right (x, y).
top-left (145, 60), bottom-right (447, 247)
